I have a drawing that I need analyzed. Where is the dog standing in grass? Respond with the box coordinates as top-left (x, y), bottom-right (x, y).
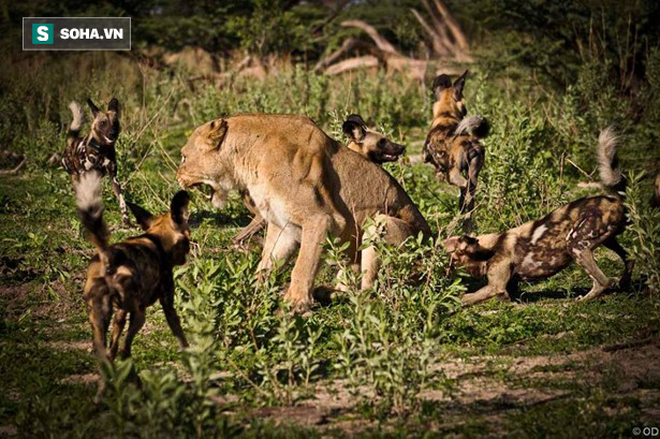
top-left (445, 127), bottom-right (633, 305)
top-left (423, 70), bottom-right (488, 231)
top-left (63, 98), bottom-right (130, 225)
top-left (76, 171), bottom-right (191, 402)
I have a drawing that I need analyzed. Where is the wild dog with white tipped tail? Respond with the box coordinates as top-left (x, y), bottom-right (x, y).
top-left (445, 128), bottom-right (632, 305)
top-left (76, 171), bottom-right (191, 402)
top-left (63, 98), bottom-right (130, 225)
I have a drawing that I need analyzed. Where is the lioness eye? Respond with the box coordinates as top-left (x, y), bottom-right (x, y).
top-left (181, 155), bottom-right (186, 164)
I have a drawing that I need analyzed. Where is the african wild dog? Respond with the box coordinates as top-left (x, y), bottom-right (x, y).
top-left (76, 171), bottom-right (190, 402)
top-left (423, 70), bottom-right (488, 231)
top-left (444, 127), bottom-right (632, 305)
top-left (231, 114), bottom-right (407, 246)
top-left (63, 98), bottom-right (130, 225)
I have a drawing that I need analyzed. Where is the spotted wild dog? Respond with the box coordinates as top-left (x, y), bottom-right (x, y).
top-left (423, 70), bottom-right (488, 230)
top-left (231, 114), bottom-right (407, 246)
top-left (63, 98), bottom-right (130, 225)
top-left (177, 114), bottom-right (430, 312)
top-left (76, 171), bottom-right (191, 402)
top-left (444, 127), bottom-right (633, 305)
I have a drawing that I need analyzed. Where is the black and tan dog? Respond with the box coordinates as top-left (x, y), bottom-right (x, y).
top-left (445, 128), bottom-right (632, 305)
top-left (63, 98), bottom-right (130, 225)
top-left (423, 70), bottom-right (488, 230)
top-left (231, 114), bottom-right (406, 245)
top-left (76, 171), bottom-right (190, 402)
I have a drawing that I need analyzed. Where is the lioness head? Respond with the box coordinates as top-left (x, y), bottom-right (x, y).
top-left (177, 119), bottom-right (233, 208)
top-left (342, 114), bottom-right (405, 164)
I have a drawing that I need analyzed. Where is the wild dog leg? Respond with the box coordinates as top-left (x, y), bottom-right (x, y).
top-left (108, 309), bottom-right (127, 361)
top-left (603, 237), bottom-right (633, 290)
top-left (120, 307), bottom-right (146, 359)
top-left (160, 293), bottom-right (188, 350)
top-left (462, 152), bottom-right (484, 232)
top-left (285, 215), bottom-right (332, 311)
top-left (86, 284), bottom-right (113, 403)
top-left (461, 261), bottom-right (511, 305)
top-left (108, 164), bottom-right (130, 226)
top-left (573, 248), bottom-right (612, 301)
top-left (232, 213), bottom-right (266, 246)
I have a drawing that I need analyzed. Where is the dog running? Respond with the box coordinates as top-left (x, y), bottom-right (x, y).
top-left (76, 171), bottom-right (191, 402)
top-left (423, 70), bottom-right (488, 230)
top-left (63, 98), bottom-right (130, 225)
top-left (444, 127), bottom-right (633, 305)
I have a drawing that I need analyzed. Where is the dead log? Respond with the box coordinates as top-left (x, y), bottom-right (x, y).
top-left (340, 20), bottom-right (400, 55)
top-left (325, 55), bottom-right (380, 75)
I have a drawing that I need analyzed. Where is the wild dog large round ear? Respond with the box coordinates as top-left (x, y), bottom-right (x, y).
top-left (342, 114), bottom-right (367, 143)
top-left (87, 99), bottom-right (100, 117)
top-left (207, 119), bottom-right (228, 149)
top-left (107, 98), bottom-right (119, 115)
top-left (170, 191), bottom-right (191, 225)
top-left (453, 70), bottom-right (469, 101)
top-left (432, 74), bottom-right (452, 99)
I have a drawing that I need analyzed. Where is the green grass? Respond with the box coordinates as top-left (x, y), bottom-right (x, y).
top-left (1, 54), bottom-right (659, 437)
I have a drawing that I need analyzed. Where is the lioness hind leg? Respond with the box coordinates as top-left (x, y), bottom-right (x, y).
top-left (361, 215), bottom-right (416, 290)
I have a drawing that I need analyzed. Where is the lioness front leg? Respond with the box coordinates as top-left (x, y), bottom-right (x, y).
top-left (286, 215), bottom-right (332, 312)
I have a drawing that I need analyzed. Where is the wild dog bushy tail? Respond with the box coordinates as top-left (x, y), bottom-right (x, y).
top-left (75, 171), bottom-right (110, 264)
top-left (455, 115), bottom-right (490, 139)
top-left (597, 127), bottom-right (625, 195)
top-left (68, 102), bottom-right (84, 140)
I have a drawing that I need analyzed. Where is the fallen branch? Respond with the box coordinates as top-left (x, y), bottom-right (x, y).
top-left (0, 157), bottom-right (26, 176)
top-left (325, 55), bottom-right (379, 75)
top-left (341, 20), bottom-right (400, 55)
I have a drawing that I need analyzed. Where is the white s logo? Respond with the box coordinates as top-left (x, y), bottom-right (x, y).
top-left (37, 26), bottom-right (49, 41)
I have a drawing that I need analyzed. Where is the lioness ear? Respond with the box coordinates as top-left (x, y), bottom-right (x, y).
top-left (87, 99), bottom-right (100, 117)
top-left (170, 191), bottom-right (190, 225)
top-left (107, 98), bottom-right (119, 115)
top-left (342, 114), bottom-right (367, 143)
top-left (127, 202), bottom-right (154, 231)
top-left (432, 74), bottom-right (452, 99)
top-left (207, 119), bottom-right (228, 148)
top-left (453, 70), bottom-right (469, 101)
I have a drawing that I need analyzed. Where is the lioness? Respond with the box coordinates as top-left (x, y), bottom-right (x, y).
top-left (177, 114), bottom-right (431, 311)
top-left (232, 114), bottom-right (406, 246)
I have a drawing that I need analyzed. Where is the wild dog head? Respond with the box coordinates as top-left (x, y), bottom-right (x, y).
top-left (423, 70), bottom-right (468, 167)
top-left (177, 119), bottom-right (234, 208)
top-left (127, 192), bottom-right (191, 266)
top-left (342, 114), bottom-right (405, 164)
top-left (88, 98), bottom-right (120, 145)
top-left (444, 234), bottom-right (496, 277)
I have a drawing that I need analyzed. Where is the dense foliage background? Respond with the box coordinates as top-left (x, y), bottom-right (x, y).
top-left (0, 1), bottom-right (659, 437)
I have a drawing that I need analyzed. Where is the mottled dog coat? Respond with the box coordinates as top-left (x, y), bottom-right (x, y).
top-left (76, 172), bottom-right (191, 402)
top-left (423, 70), bottom-right (488, 230)
top-left (445, 128), bottom-right (632, 304)
top-left (63, 98), bottom-right (129, 225)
